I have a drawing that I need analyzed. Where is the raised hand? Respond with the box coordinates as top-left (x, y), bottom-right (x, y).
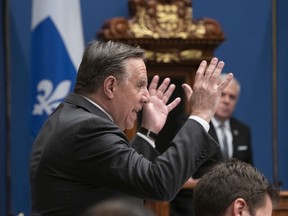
top-left (182, 57), bottom-right (233, 122)
top-left (141, 75), bottom-right (181, 133)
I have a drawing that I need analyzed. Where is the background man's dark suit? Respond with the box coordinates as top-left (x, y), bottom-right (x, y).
top-left (209, 117), bottom-right (253, 164)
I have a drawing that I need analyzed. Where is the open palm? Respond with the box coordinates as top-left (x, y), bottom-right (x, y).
top-left (141, 75), bottom-right (181, 133)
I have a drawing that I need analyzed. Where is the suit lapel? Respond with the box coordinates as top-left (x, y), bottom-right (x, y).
top-left (209, 122), bottom-right (219, 143)
top-left (230, 118), bottom-right (240, 156)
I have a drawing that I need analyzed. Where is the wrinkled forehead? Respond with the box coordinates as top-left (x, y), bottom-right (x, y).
top-left (123, 58), bottom-right (147, 78)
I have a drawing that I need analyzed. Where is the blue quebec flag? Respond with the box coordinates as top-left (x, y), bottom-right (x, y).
top-left (31, 0), bottom-right (84, 136)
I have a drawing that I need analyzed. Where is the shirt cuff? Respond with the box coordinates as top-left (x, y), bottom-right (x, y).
top-left (136, 132), bottom-right (156, 148)
top-left (188, 115), bottom-right (210, 132)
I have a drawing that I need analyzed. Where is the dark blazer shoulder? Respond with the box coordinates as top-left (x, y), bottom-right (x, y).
top-left (64, 93), bottom-right (112, 121)
top-left (230, 117), bottom-right (251, 131)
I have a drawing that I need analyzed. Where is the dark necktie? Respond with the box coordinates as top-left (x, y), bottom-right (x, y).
top-left (219, 123), bottom-right (229, 159)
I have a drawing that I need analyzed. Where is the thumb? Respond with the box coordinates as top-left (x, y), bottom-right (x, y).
top-left (182, 83), bottom-right (193, 100)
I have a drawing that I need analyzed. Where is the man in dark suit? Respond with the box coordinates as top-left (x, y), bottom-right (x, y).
top-left (208, 75), bottom-right (253, 164)
top-left (170, 75), bottom-right (253, 216)
top-left (30, 41), bottom-right (233, 216)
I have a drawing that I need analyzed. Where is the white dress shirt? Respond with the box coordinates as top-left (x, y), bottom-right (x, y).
top-left (211, 117), bottom-right (233, 158)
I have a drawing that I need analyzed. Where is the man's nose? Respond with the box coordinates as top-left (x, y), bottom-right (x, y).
top-left (142, 88), bottom-right (150, 103)
top-left (222, 95), bottom-right (230, 103)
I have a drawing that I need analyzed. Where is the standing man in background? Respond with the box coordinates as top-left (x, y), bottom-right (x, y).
top-left (170, 74), bottom-right (253, 216)
top-left (208, 74), bottom-right (253, 164)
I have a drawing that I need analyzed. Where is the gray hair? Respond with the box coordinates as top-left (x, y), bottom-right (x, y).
top-left (220, 73), bottom-right (241, 93)
top-left (74, 40), bottom-right (145, 94)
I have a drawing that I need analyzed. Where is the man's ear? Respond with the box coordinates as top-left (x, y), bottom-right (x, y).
top-left (103, 76), bottom-right (117, 99)
top-left (232, 198), bottom-right (249, 216)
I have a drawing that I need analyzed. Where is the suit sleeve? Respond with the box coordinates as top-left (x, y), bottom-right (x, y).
top-left (130, 135), bottom-right (160, 162)
top-left (74, 119), bottom-right (220, 201)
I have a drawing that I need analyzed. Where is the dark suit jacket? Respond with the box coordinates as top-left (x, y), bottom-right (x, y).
top-left (30, 93), bottom-right (220, 216)
top-left (209, 117), bottom-right (253, 164)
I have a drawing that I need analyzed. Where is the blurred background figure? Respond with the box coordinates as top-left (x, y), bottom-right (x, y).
top-left (80, 199), bottom-right (156, 216)
top-left (209, 74), bottom-right (253, 164)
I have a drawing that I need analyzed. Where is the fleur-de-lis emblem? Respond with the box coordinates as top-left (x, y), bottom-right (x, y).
top-left (32, 79), bottom-right (71, 116)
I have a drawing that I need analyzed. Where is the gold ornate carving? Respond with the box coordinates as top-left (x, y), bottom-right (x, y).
top-left (144, 49), bottom-right (203, 63)
top-left (129, 3), bottom-right (206, 39)
top-left (180, 49), bottom-right (203, 59)
top-left (97, 0), bottom-right (225, 64)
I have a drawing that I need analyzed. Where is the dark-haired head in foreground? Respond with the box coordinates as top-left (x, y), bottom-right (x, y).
top-left (194, 158), bottom-right (279, 216)
top-left (81, 199), bottom-right (155, 216)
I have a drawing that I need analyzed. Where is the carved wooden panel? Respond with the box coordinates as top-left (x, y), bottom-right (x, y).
top-left (273, 191), bottom-right (288, 216)
top-left (98, 0), bottom-right (225, 65)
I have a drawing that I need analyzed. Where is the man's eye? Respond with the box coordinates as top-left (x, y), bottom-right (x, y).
top-left (138, 83), bottom-right (146, 88)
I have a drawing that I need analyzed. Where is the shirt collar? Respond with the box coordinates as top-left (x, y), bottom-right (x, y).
top-left (211, 117), bottom-right (229, 129)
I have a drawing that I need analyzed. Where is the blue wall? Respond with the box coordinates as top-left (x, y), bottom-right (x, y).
top-left (0, 1), bottom-right (7, 215)
top-left (0, 0), bottom-right (287, 215)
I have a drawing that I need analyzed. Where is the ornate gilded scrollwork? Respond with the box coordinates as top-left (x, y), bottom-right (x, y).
top-left (97, 0), bottom-right (225, 64)
top-left (129, 2), bottom-right (206, 39)
top-left (144, 49), bottom-right (203, 63)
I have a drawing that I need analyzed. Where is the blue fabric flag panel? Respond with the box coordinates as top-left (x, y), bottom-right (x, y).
top-left (31, 0), bottom-right (84, 136)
